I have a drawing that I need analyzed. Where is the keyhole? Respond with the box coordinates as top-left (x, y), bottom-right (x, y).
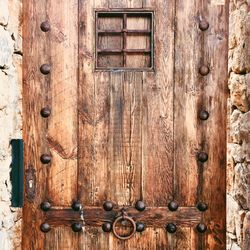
top-left (29, 180), bottom-right (33, 188)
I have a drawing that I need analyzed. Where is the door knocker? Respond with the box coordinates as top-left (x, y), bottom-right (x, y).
top-left (112, 208), bottom-right (136, 240)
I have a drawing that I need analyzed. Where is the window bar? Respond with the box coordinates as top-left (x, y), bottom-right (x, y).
top-left (123, 13), bottom-right (127, 67)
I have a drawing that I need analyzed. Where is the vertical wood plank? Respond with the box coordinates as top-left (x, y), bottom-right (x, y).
top-left (141, 0), bottom-right (175, 249)
top-left (142, 0), bottom-right (174, 209)
top-left (173, 1), bottom-right (206, 249)
top-left (107, 71), bottom-right (142, 207)
top-left (174, 0), bottom-right (202, 207)
top-left (22, 0), bottom-right (48, 249)
top-left (45, 227), bottom-right (78, 250)
top-left (43, 0), bottom-right (79, 249)
top-left (202, 1), bottom-right (228, 249)
top-left (78, 0), bottom-right (96, 206)
top-left (46, 0), bottom-right (78, 206)
top-left (78, 0), bottom-right (110, 249)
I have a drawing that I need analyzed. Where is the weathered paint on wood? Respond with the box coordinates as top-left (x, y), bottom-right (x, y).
top-left (23, 0), bottom-right (228, 249)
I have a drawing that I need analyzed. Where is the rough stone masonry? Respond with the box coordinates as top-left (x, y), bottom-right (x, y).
top-left (0, 0), bottom-right (22, 249)
top-left (227, 0), bottom-right (250, 249)
top-left (0, 0), bottom-right (249, 249)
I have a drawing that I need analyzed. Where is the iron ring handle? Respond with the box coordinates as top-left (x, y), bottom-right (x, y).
top-left (112, 215), bottom-right (136, 240)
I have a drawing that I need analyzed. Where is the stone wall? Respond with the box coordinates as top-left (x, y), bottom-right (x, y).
top-left (227, 0), bottom-right (250, 249)
top-left (0, 0), bottom-right (249, 249)
top-left (0, 0), bottom-right (22, 249)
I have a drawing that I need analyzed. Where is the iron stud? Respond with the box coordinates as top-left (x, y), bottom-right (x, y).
top-left (196, 223), bottom-right (207, 233)
top-left (40, 223), bottom-right (51, 233)
top-left (40, 154), bottom-right (51, 164)
top-left (166, 223), bottom-right (177, 234)
top-left (40, 21), bottom-right (51, 32)
top-left (71, 222), bottom-right (82, 232)
top-left (40, 201), bottom-right (51, 211)
top-left (40, 64), bottom-right (51, 75)
top-left (102, 222), bottom-right (112, 232)
top-left (136, 222), bottom-right (145, 232)
top-left (168, 201), bottom-right (179, 211)
top-left (199, 110), bottom-right (209, 120)
top-left (199, 65), bottom-right (210, 76)
top-left (40, 107), bottom-right (51, 118)
top-left (135, 200), bottom-right (146, 211)
top-left (71, 201), bottom-right (82, 211)
top-left (103, 201), bottom-right (114, 211)
top-left (197, 152), bottom-right (208, 163)
top-left (199, 20), bottom-right (209, 31)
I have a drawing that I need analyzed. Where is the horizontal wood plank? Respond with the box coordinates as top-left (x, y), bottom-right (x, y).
top-left (45, 207), bottom-right (202, 227)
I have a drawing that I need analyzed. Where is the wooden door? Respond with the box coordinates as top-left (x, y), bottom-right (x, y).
top-left (22, 0), bottom-right (229, 249)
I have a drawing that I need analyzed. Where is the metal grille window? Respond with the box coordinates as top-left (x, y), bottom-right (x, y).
top-left (95, 11), bottom-right (154, 70)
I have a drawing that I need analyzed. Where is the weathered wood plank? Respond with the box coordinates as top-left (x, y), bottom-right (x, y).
top-left (173, 1), bottom-right (208, 249)
top-left (78, 0), bottom-right (98, 205)
top-left (45, 207), bottom-right (202, 227)
top-left (78, 0), bottom-right (110, 249)
top-left (174, 0), bottom-right (203, 207)
top-left (202, 1), bottom-right (228, 249)
top-left (44, 0), bottom-right (79, 249)
top-left (46, 0), bottom-right (78, 206)
top-left (45, 227), bottom-right (78, 250)
top-left (22, 0), bottom-right (49, 249)
top-left (141, 0), bottom-right (175, 249)
top-left (23, 0), bottom-right (79, 249)
top-left (142, 0), bottom-right (174, 208)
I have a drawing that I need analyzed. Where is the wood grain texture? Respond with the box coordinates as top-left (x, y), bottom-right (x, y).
top-left (142, 0), bottom-right (175, 207)
top-left (22, 0), bottom-right (48, 249)
top-left (78, 0), bottom-right (112, 249)
top-left (23, 0), bottom-right (228, 249)
top-left (45, 0), bottom-right (79, 249)
top-left (46, 0), bottom-right (78, 207)
top-left (45, 207), bottom-right (202, 227)
top-left (174, 0), bottom-right (203, 207)
top-left (173, 1), bottom-right (204, 248)
top-left (202, 1), bottom-right (228, 249)
top-left (23, 0), bottom-right (79, 249)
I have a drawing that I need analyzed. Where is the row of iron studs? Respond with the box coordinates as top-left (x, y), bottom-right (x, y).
top-left (197, 18), bottom-right (210, 166)
top-left (40, 21), bottom-right (52, 167)
top-left (39, 20), bottom-right (52, 234)
top-left (39, 18), bottom-right (210, 234)
top-left (40, 199), bottom-right (208, 233)
top-left (195, 17), bottom-right (210, 234)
